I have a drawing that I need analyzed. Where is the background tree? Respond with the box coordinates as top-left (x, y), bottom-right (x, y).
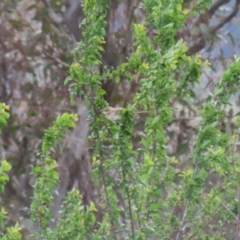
top-left (1, 0), bottom-right (240, 239)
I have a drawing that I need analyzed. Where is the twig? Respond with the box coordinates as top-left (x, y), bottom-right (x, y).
top-left (42, 50), bottom-right (69, 68)
top-left (187, 0), bottom-right (240, 55)
top-left (175, 204), bottom-right (189, 240)
top-left (41, 0), bottom-right (63, 24)
top-left (216, 198), bottom-right (238, 221)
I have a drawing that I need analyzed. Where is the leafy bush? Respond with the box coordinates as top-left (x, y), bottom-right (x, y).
top-left (1, 0), bottom-right (240, 239)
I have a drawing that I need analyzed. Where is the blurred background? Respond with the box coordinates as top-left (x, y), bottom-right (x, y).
top-left (1, 0), bottom-right (240, 238)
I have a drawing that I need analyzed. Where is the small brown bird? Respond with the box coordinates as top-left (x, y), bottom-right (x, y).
top-left (102, 107), bottom-right (150, 121)
top-left (102, 107), bottom-right (123, 121)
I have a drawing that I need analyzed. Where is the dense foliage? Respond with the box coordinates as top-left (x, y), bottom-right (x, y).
top-left (1, 0), bottom-right (240, 239)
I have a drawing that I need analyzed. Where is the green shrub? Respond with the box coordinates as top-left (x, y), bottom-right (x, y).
top-left (1, 0), bottom-right (240, 239)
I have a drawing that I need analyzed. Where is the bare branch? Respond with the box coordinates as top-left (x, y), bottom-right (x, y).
top-left (187, 0), bottom-right (240, 55)
top-left (41, 0), bottom-right (63, 24)
top-left (211, 0), bottom-right (240, 33)
top-left (209, 0), bottom-right (231, 15)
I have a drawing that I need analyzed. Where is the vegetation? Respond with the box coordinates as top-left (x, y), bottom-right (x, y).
top-left (1, 0), bottom-right (240, 239)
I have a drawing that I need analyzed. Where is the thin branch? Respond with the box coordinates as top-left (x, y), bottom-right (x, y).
top-left (236, 187), bottom-right (240, 240)
top-left (211, 0), bottom-right (240, 33)
top-left (41, 0), bottom-right (63, 24)
top-left (42, 50), bottom-right (70, 68)
top-left (216, 198), bottom-right (238, 221)
top-left (209, 0), bottom-right (231, 15)
top-left (230, 137), bottom-right (240, 240)
top-left (187, 0), bottom-right (240, 55)
top-left (175, 204), bottom-right (189, 240)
